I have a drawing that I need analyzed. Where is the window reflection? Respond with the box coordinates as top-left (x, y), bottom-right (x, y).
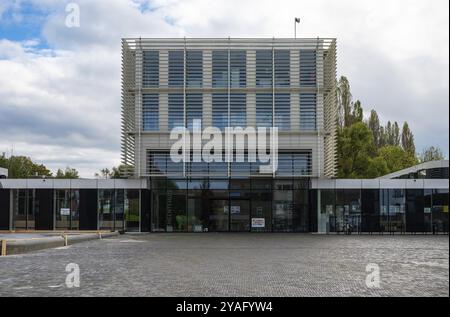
top-left (432, 189), bottom-right (449, 233)
top-left (125, 189), bottom-right (140, 232)
top-left (98, 189), bottom-right (114, 230)
top-left (55, 189), bottom-right (79, 230)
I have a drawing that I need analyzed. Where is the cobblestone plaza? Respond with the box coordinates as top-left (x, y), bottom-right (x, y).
top-left (0, 234), bottom-right (448, 297)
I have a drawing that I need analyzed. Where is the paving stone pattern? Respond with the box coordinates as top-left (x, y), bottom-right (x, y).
top-left (0, 234), bottom-right (448, 297)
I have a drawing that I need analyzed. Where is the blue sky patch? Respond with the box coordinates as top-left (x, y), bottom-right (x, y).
top-left (0, 1), bottom-right (50, 49)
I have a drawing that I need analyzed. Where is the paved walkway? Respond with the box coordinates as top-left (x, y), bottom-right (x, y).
top-left (0, 233), bottom-right (57, 240)
top-left (0, 234), bottom-right (448, 297)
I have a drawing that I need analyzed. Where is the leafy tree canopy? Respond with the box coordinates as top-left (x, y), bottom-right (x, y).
top-left (55, 167), bottom-right (79, 179)
top-left (95, 165), bottom-right (129, 179)
top-left (338, 122), bottom-right (376, 178)
top-left (419, 146), bottom-right (445, 163)
top-left (336, 76), bottom-right (445, 178)
top-left (377, 145), bottom-right (417, 173)
top-left (0, 154), bottom-right (52, 178)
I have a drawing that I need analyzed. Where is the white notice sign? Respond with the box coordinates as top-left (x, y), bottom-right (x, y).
top-left (60, 208), bottom-right (70, 216)
top-left (251, 218), bottom-right (265, 228)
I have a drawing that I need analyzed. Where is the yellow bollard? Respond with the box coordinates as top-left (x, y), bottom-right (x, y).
top-left (64, 234), bottom-right (68, 246)
top-left (1, 240), bottom-right (6, 256)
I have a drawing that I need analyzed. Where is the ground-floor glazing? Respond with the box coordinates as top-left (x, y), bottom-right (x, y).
top-left (0, 178), bottom-right (448, 234)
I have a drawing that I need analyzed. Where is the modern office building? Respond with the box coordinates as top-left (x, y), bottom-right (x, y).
top-left (119, 38), bottom-right (337, 232)
top-left (0, 38), bottom-right (448, 233)
top-left (116, 38), bottom-right (447, 233)
top-left (121, 38), bottom-right (338, 179)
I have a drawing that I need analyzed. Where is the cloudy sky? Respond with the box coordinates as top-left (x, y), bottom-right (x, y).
top-left (0, 0), bottom-right (448, 177)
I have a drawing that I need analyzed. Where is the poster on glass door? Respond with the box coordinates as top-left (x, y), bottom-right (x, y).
top-left (251, 218), bottom-right (265, 228)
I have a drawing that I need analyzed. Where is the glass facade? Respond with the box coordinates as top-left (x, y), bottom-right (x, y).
top-left (274, 93), bottom-right (290, 131)
top-left (96, 189), bottom-right (142, 231)
top-left (2, 187), bottom-right (447, 233)
top-left (55, 189), bottom-right (79, 230)
top-left (212, 93), bottom-right (247, 130)
top-left (276, 152), bottom-right (312, 177)
top-left (146, 48), bottom-right (320, 135)
top-left (432, 189), bottom-right (449, 232)
top-left (186, 50), bottom-right (203, 88)
top-left (274, 50), bottom-right (290, 87)
top-left (98, 189), bottom-right (114, 230)
top-left (256, 50), bottom-right (273, 87)
top-left (186, 93), bottom-right (203, 129)
top-left (406, 189), bottom-right (425, 232)
top-left (395, 167), bottom-right (449, 179)
top-left (168, 93), bottom-right (184, 130)
top-left (300, 50), bottom-right (316, 87)
top-left (300, 93), bottom-right (317, 131)
top-left (168, 50), bottom-right (184, 87)
top-left (142, 50), bottom-right (159, 87)
top-left (146, 151), bottom-right (312, 178)
top-left (12, 189), bottom-right (35, 230)
top-left (318, 188), bottom-right (448, 234)
top-left (212, 50), bottom-right (246, 88)
top-left (148, 178), bottom-right (314, 233)
top-left (212, 50), bottom-right (228, 88)
top-left (361, 189), bottom-right (380, 232)
top-left (230, 94), bottom-right (246, 127)
top-left (125, 189), bottom-right (140, 231)
top-left (142, 94), bottom-right (159, 131)
top-left (230, 50), bottom-right (246, 88)
top-left (212, 93), bottom-right (228, 130)
top-left (147, 151), bottom-right (183, 176)
top-left (256, 93), bottom-right (273, 127)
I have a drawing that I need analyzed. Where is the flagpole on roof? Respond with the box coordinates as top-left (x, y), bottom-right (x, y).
top-left (294, 17), bottom-right (300, 39)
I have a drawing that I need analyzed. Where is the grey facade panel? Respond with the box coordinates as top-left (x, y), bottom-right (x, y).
top-left (313, 179), bottom-right (449, 190)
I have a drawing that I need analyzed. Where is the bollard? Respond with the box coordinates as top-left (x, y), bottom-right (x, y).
top-left (1, 240), bottom-right (6, 256)
top-left (64, 234), bottom-right (68, 247)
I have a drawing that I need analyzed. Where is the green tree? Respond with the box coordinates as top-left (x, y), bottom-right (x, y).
top-left (337, 122), bottom-right (377, 178)
top-left (55, 167), bottom-right (79, 179)
top-left (0, 155), bottom-right (52, 178)
top-left (377, 146), bottom-right (417, 173)
top-left (385, 121), bottom-right (393, 145)
top-left (393, 122), bottom-right (400, 146)
top-left (0, 153), bottom-right (7, 168)
top-left (351, 100), bottom-right (364, 124)
top-left (366, 156), bottom-right (389, 178)
top-left (419, 146), bottom-right (445, 162)
top-left (95, 165), bottom-right (130, 179)
top-left (337, 76), bottom-right (352, 129)
top-left (110, 166), bottom-right (121, 178)
top-left (334, 75), bottom-right (422, 178)
top-left (401, 122), bottom-right (415, 155)
top-left (367, 110), bottom-right (381, 148)
top-left (379, 126), bottom-right (387, 148)
top-left (385, 121), bottom-right (401, 146)
top-left (110, 165), bottom-right (129, 179)
top-left (95, 168), bottom-right (111, 179)
top-left (384, 122), bottom-right (393, 145)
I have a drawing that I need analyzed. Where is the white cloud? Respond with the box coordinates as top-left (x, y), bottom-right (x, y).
top-left (0, 0), bottom-right (448, 178)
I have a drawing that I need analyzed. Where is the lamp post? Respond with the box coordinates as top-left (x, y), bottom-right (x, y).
top-left (294, 17), bottom-right (300, 38)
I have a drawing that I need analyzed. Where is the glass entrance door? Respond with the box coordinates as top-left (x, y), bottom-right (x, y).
top-left (209, 199), bottom-right (229, 231)
top-left (125, 190), bottom-right (140, 232)
top-left (13, 189), bottom-right (35, 230)
top-left (230, 200), bottom-right (250, 232)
